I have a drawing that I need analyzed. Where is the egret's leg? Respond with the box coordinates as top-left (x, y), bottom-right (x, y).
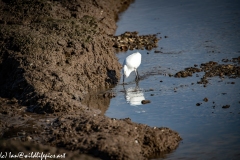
top-left (123, 74), bottom-right (125, 84)
top-left (134, 69), bottom-right (139, 81)
top-left (137, 70), bottom-right (139, 78)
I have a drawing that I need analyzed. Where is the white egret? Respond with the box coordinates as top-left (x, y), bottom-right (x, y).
top-left (122, 52), bottom-right (141, 83)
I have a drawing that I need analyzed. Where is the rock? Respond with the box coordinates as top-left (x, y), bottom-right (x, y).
top-left (222, 105), bottom-right (230, 108)
top-left (26, 136), bottom-right (32, 141)
top-left (203, 97), bottom-right (208, 102)
top-left (141, 100), bottom-right (151, 104)
top-left (57, 40), bottom-right (66, 46)
top-left (196, 103), bottom-right (201, 106)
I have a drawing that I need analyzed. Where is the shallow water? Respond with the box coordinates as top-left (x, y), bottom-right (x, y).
top-left (105, 0), bottom-right (240, 159)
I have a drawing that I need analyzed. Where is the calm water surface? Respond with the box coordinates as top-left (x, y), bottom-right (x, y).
top-left (106, 0), bottom-right (240, 159)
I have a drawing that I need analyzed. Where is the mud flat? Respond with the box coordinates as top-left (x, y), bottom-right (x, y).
top-left (175, 57), bottom-right (240, 86)
top-left (0, 0), bottom-right (181, 159)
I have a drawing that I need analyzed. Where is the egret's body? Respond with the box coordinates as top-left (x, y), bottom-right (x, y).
top-left (122, 52), bottom-right (141, 83)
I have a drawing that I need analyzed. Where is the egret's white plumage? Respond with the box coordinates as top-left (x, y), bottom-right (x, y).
top-left (122, 52), bottom-right (141, 83)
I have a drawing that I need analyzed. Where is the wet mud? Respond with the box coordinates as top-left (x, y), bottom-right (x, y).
top-left (175, 57), bottom-right (240, 86)
top-left (0, 139), bottom-right (100, 160)
top-left (0, 0), bottom-right (182, 159)
top-left (113, 31), bottom-right (159, 51)
top-left (174, 56), bottom-right (240, 111)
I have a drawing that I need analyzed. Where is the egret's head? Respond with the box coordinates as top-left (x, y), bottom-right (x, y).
top-left (123, 65), bottom-right (131, 78)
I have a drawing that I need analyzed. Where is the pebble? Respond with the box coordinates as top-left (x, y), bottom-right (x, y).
top-left (141, 100), bottom-right (151, 104)
top-left (196, 103), bottom-right (201, 106)
top-left (203, 97), bottom-right (208, 102)
top-left (222, 105), bottom-right (230, 109)
top-left (26, 136), bottom-right (32, 141)
top-left (17, 131), bottom-right (26, 136)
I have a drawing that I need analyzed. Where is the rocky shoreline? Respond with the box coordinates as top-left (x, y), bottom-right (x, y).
top-left (0, 0), bottom-right (181, 159)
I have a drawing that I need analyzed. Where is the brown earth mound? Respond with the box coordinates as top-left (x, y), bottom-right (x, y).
top-left (0, 0), bottom-right (182, 159)
top-left (0, 0), bottom-right (126, 113)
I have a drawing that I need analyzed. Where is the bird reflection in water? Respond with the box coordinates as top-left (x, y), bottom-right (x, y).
top-left (123, 81), bottom-right (145, 106)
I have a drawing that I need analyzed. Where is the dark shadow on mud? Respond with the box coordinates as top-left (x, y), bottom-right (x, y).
top-left (0, 53), bottom-right (37, 107)
top-left (106, 69), bottom-right (118, 85)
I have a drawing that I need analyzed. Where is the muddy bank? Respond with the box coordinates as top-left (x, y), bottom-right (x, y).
top-left (0, 0), bottom-right (181, 159)
top-left (0, 0), bottom-right (125, 113)
top-left (0, 139), bottom-right (100, 160)
top-left (0, 97), bottom-right (181, 159)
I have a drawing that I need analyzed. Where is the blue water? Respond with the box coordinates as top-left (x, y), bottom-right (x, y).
top-left (106, 0), bottom-right (240, 159)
